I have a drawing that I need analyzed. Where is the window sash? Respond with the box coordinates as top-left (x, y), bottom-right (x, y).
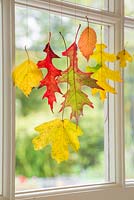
top-left (14, 0), bottom-right (124, 186)
top-left (2, 0), bottom-right (134, 199)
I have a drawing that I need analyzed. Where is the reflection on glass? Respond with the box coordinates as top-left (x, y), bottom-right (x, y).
top-left (15, 5), bottom-right (106, 191)
top-left (125, 0), bottom-right (134, 17)
top-left (124, 28), bottom-right (134, 179)
top-left (58, 0), bottom-right (106, 11)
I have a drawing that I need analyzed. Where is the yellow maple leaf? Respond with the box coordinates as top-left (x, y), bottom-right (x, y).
top-left (12, 60), bottom-right (43, 96)
top-left (91, 44), bottom-right (116, 64)
top-left (117, 49), bottom-right (132, 68)
top-left (32, 119), bottom-right (83, 163)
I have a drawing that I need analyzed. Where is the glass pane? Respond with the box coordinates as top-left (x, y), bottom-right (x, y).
top-left (125, 0), bottom-right (134, 17)
top-left (59, 0), bottom-right (107, 11)
top-left (15, 5), bottom-right (108, 192)
top-left (124, 28), bottom-right (134, 179)
top-left (0, 0), bottom-right (2, 195)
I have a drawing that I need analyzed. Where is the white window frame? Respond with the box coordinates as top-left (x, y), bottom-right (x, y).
top-left (0, 0), bottom-right (3, 195)
top-left (1, 0), bottom-right (134, 199)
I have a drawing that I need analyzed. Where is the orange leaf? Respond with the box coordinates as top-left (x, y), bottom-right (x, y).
top-left (78, 26), bottom-right (97, 61)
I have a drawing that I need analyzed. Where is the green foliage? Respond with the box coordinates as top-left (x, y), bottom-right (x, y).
top-left (16, 128), bottom-right (103, 177)
top-left (16, 134), bottom-right (76, 177)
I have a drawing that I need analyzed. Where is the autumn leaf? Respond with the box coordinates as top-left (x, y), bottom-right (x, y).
top-left (78, 26), bottom-right (97, 61)
top-left (117, 49), bottom-right (132, 68)
top-left (37, 42), bottom-right (62, 111)
top-left (12, 60), bottom-right (43, 96)
top-left (32, 119), bottom-right (83, 163)
top-left (88, 44), bottom-right (122, 101)
top-left (58, 42), bottom-right (102, 122)
top-left (91, 65), bottom-right (122, 100)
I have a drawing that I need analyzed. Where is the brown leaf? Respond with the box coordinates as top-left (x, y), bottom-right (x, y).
top-left (78, 26), bottom-right (97, 61)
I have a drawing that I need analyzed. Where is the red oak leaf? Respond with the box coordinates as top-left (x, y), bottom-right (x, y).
top-left (37, 43), bottom-right (62, 111)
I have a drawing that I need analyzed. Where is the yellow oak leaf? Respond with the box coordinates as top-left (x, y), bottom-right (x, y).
top-left (88, 43), bottom-right (122, 101)
top-left (117, 49), bottom-right (132, 68)
top-left (91, 44), bottom-right (116, 64)
top-left (12, 60), bottom-right (43, 96)
top-left (87, 64), bottom-right (122, 101)
top-left (78, 26), bottom-right (97, 61)
top-left (32, 119), bottom-right (83, 163)
top-left (91, 88), bottom-right (106, 101)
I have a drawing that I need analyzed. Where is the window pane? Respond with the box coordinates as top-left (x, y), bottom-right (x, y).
top-left (125, 0), bottom-right (134, 17)
top-left (59, 0), bottom-right (108, 11)
top-left (15, 5), bottom-right (110, 192)
top-left (0, 0), bottom-right (2, 195)
top-left (124, 28), bottom-right (134, 179)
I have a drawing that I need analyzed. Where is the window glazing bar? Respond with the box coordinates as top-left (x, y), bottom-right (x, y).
top-left (15, 0), bottom-right (121, 25)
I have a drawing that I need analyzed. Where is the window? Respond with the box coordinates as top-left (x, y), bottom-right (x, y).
top-left (15, 5), bottom-right (108, 192)
top-left (1, 0), bottom-right (134, 200)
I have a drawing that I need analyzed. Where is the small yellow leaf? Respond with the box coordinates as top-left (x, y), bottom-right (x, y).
top-left (78, 26), bottom-right (97, 61)
top-left (32, 119), bottom-right (83, 163)
top-left (117, 49), bottom-right (132, 68)
top-left (12, 60), bottom-right (43, 96)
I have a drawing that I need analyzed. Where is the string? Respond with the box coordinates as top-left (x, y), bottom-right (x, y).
top-left (100, 25), bottom-right (103, 67)
top-left (26, 0), bottom-right (28, 47)
top-left (48, 0), bottom-right (51, 37)
top-left (74, 0), bottom-right (77, 31)
top-left (25, 0), bottom-right (30, 60)
top-left (60, 0), bottom-right (63, 29)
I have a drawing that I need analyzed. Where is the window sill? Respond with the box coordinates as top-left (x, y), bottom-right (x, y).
top-left (15, 183), bottom-right (134, 200)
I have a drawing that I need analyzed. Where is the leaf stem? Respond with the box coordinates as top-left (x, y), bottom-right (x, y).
top-left (25, 45), bottom-right (30, 62)
top-left (75, 24), bottom-right (81, 42)
top-left (85, 16), bottom-right (89, 27)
